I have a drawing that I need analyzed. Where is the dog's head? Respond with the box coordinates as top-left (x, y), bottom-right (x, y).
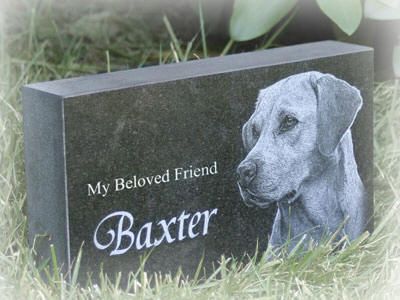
top-left (237, 71), bottom-right (363, 208)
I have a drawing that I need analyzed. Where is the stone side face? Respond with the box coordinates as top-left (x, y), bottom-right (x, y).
top-left (22, 88), bottom-right (69, 273)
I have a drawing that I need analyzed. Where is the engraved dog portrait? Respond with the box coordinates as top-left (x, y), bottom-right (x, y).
top-left (236, 71), bottom-right (368, 252)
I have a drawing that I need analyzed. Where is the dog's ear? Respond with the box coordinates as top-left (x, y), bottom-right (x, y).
top-left (255, 88), bottom-right (268, 110)
top-left (242, 121), bottom-right (252, 152)
top-left (312, 74), bottom-right (363, 156)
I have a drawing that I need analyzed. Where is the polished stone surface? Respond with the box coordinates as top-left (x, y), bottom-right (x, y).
top-left (22, 41), bottom-right (374, 278)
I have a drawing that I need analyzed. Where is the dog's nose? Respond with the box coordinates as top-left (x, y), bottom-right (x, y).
top-left (237, 161), bottom-right (257, 188)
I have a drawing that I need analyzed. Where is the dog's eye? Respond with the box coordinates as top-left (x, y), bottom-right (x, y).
top-left (252, 125), bottom-right (260, 139)
top-left (279, 115), bottom-right (298, 133)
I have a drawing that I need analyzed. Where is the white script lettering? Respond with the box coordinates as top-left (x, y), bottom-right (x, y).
top-left (93, 208), bottom-right (219, 255)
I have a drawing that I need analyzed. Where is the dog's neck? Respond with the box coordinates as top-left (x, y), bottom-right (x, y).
top-left (276, 131), bottom-right (364, 237)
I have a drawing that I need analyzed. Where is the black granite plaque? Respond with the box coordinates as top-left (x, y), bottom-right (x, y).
top-left (22, 41), bottom-right (374, 278)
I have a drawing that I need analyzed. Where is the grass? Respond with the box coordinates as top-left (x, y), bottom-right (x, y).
top-left (1, 1), bottom-right (400, 299)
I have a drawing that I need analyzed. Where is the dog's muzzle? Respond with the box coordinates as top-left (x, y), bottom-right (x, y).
top-left (237, 181), bottom-right (299, 209)
top-left (236, 160), bottom-right (274, 208)
top-left (236, 160), bottom-right (257, 188)
top-left (236, 159), bottom-right (300, 208)
top-left (237, 182), bottom-right (274, 208)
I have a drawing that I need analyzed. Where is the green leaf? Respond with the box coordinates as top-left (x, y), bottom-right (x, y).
top-left (393, 45), bottom-right (400, 78)
top-left (229, 0), bottom-right (297, 42)
top-left (316, 0), bottom-right (362, 36)
top-left (365, 0), bottom-right (400, 20)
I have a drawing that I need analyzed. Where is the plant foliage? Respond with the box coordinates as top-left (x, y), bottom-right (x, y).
top-left (229, 0), bottom-right (297, 41)
top-left (230, 0), bottom-right (364, 41)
